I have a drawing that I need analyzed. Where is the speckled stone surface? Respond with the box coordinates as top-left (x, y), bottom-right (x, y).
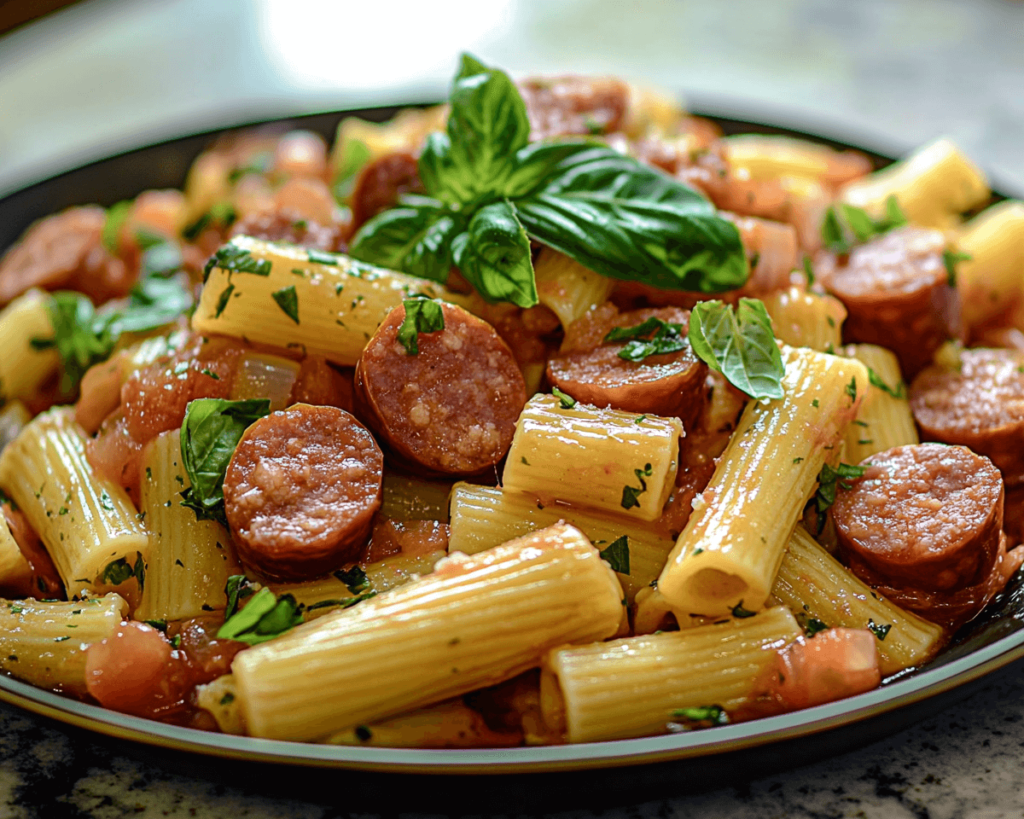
top-left (1, 0), bottom-right (1023, 816)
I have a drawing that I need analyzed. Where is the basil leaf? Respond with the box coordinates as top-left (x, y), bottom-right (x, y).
top-left (821, 196), bottom-right (908, 253)
top-left (203, 242), bottom-right (272, 282)
top-left (117, 276), bottom-right (193, 334)
top-left (396, 298), bottom-right (446, 355)
top-left (444, 53), bottom-right (530, 199)
top-left (350, 205), bottom-right (459, 283)
top-left (604, 316), bottom-right (688, 362)
top-left (217, 588), bottom-right (304, 645)
top-left (516, 146), bottom-right (746, 293)
top-left (102, 201), bottom-right (132, 253)
top-left (943, 249), bottom-right (971, 288)
top-left (599, 535), bottom-right (630, 575)
top-left (688, 298), bottom-right (785, 400)
top-left (333, 566), bottom-right (370, 594)
top-left (32, 293), bottom-right (119, 396)
top-left (815, 462), bottom-right (867, 513)
top-left (451, 199), bottom-right (537, 308)
top-left (224, 574), bottom-right (256, 619)
top-left (502, 141), bottom-right (605, 200)
top-left (182, 202), bottom-right (237, 242)
top-left (179, 398), bottom-right (271, 526)
top-left (417, 132), bottom-right (471, 206)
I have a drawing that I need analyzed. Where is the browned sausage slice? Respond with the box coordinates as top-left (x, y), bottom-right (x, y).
top-left (818, 226), bottom-right (961, 379)
top-left (350, 152), bottom-right (422, 231)
top-left (833, 444), bottom-right (1004, 596)
top-left (230, 210), bottom-right (348, 252)
top-left (547, 304), bottom-right (707, 429)
top-left (910, 348), bottom-right (1024, 487)
top-left (223, 404), bottom-right (383, 581)
top-left (354, 302), bottom-right (526, 476)
top-left (518, 76), bottom-right (629, 140)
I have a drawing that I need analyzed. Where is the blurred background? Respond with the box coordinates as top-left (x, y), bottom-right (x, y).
top-left (0, 0), bottom-right (1022, 197)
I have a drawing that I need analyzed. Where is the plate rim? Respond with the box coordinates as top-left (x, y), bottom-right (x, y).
top-left (0, 103), bottom-right (1021, 775)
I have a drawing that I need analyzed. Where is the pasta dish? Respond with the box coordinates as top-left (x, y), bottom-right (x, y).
top-left (0, 54), bottom-right (1021, 749)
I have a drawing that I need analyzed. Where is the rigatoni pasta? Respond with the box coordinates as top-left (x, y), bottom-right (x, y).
top-left (840, 344), bottom-right (918, 464)
top-left (0, 289), bottom-right (61, 402)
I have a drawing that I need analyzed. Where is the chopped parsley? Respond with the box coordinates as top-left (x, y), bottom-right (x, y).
top-left (224, 574), bottom-right (257, 619)
top-left (143, 619), bottom-right (168, 632)
top-left (821, 196), bottom-right (907, 254)
top-left (802, 255), bottom-right (815, 286)
top-left (867, 619), bottom-right (892, 641)
top-left (942, 249), bottom-right (971, 288)
top-left (730, 600), bottom-right (756, 618)
top-left (307, 249), bottom-right (339, 266)
top-left (551, 387), bottom-right (576, 409)
top-left (621, 463), bottom-right (653, 510)
top-left (217, 588), bottom-right (304, 645)
top-left (815, 462), bottom-right (867, 514)
top-left (271, 285), bottom-right (300, 324)
top-left (603, 316), bottom-right (688, 362)
top-left (668, 705), bottom-right (729, 730)
top-left (867, 367), bottom-right (906, 399)
top-left (845, 377), bottom-right (857, 401)
top-left (797, 613), bottom-right (829, 637)
top-left (214, 284), bottom-right (235, 318)
top-left (204, 242), bottom-right (272, 282)
top-left (333, 565), bottom-right (371, 594)
top-left (599, 535), bottom-right (630, 575)
top-left (101, 554), bottom-right (145, 591)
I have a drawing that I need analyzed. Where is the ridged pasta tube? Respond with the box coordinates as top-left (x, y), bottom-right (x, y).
top-left (770, 526), bottom-right (944, 676)
top-left (840, 344), bottom-right (918, 464)
top-left (192, 236), bottom-right (468, 366)
top-left (231, 523), bottom-right (624, 741)
top-left (541, 606), bottom-right (802, 743)
top-left (761, 287), bottom-right (846, 353)
top-left (0, 511), bottom-right (31, 593)
top-left (0, 409), bottom-right (149, 598)
top-left (533, 248), bottom-right (615, 329)
top-left (380, 473), bottom-right (453, 522)
top-left (653, 346), bottom-right (868, 618)
top-left (0, 594), bottom-right (128, 695)
top-left (841, 137), bottom-right (989, 229)
top-left (0, 290), bottom-right (60, 402)
top-left (448, 482), bottom-right (674, 603)
top-left (135, 430), bottom-right (241, 622)
top-left (268, 549), bottom-right (446, 620)
top-left (955, 201), bottom-right (1024, 330)
top-left (502, 395), bottom-right (682, 523)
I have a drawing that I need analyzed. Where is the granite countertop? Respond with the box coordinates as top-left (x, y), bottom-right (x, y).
top-left (1, 0), bottom-right (1023, 816)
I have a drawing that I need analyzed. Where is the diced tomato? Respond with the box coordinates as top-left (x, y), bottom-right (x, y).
top-left (85, 622), bottom-right (173, 714)
top-left (366, 518), bottom-right (450, 564)
top-left (85, 412), bottom-right (143, 497)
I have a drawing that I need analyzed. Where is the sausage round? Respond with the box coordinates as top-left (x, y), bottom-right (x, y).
top-left (350, 152), bottom-right (422, 231)
top-left (833, 444), bottom-right (1004, 595)
top-left (518, 76), bottom-right (629, 140)
top-left (547, 304), bottom-right (707, 430)
top-left (909, 348), bottom-right (1024, 487)
top-left (354, 302), bottom-right (526, 476)
top-left (223, 404), bottom-right (383, 581)
top-left (817, 226), bottom-right (961, 379)
top-left (229, 210), bottom-right (347, 252)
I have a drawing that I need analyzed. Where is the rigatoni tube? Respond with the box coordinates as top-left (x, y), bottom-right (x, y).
top-left (232, 523), bottom-right (624, 741)
top-left (771, 526), bottom-right (943, 676)
top-left (541, 606), bottom-right (802, 743)
top-left (654, 346), bottom-right (868, 618)
top-left (0, 594), bottom-right (128, 696)
top-left (448, 482), bottom-right (674, 603)
top-left (761, 286), bottom-right (846, 353)
top-left (502, 395), bottom-right (682, 523)
top-left (955, 201), bottom-right (1024, 330)
top-left (135, 430), bottom-right (241, 622)
top-left (532, 248), bottom-right (615, 329)
top-left (0, 409), bottom-right (149, 598)
top-left (0, 289), bottom-right (61, 401)
top-left (192, 236), bottom-right (467, 366)
top-left (840, 344), bottom-right (918, 464)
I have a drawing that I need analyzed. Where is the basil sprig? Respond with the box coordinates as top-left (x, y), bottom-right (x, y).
top-left (179, 398), bottom-right (271, 526)
top-left (397, 298), bottom-right (445, 355)
top-left (604, 316), bottom-right (688, 362)
top-left (821, 195), bottom-right (907, 254)
top-left (217, 587), bottom-right (304, 646)
top-left (350, 54), bottom-right (746, 307)
top-left (688, 298), bottom-right (785, 400)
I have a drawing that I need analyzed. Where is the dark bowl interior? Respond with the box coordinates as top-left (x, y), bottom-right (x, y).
top-left (0, 104), bottom-right (1021, 813)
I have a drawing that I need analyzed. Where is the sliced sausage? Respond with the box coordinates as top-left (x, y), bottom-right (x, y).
top-left (910, 348), bottom-right (1024, 487)
top-left (833, 444), bottom-right (1004, 597)
top-left (518, 76), bottom-right (629, 140)
top-left (350, 152), bottom-right (422, 231)
top-left (547, 303), bottom-right (707, 429)
top-left (354, 302), bottom-right (526, 476)
top-left (0, 206), bottom-right (133, 305)
top-left (223, 404), bottom-right (383, 581)
top-left (230, 209), bottom-right (348, 252)
top-left (817, 226), bottom-right (961, 379)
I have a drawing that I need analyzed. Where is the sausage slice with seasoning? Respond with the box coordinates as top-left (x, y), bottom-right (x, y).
top-left (354, 301), bottom-right (526, 476)
top-left (817, 226), bottom-right (961, 379)
top-left (910, 348), bottom-right (1024, 487)
top-left (223, 404), bottom-right (383, 581)
top-left (832, 443), bottom-right (1014, 627)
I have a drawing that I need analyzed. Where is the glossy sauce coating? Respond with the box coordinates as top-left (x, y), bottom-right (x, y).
top-left (354, 302), bottom-right (526, 475)
top-left (223, 404), bottom-right (384, 580)
top-left (834, 444), bottom-right (1004, 594)
top-left (910, 348), bottom-right (1024, 487)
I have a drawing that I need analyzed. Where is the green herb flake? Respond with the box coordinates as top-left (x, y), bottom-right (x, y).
top-left (599, 535), bottom-right (630, 575)
top-left (730, 601), bottom-right (756, 619)
top-left (307, 249), bottom-right (339, 266)
top-left (604, 317), bottom-right (688, 362)
top-left (355, 725), bottom-right (373, 742)
top-left (797, 613), bottom-right (829, 637)
top-left (669, 705), bottom-right (729, 730)
top-left (102, 201), bottom-right (132, 253)
top-left (214, 284), bottom-right (235, 318)
top-left (551, 386), bottom-right (576, 409)
top-left (204, 242), bottom-right (272, 282)
top-left (942, 249), bottom-right (971, 288)
top-left (867, 619), bottom-right (892, 641)
top-left (271, 285), bottom-right (300, 324)
top-left (217, 588), bottom-right (304, 645)
top-left (845, 377), bottom-right (857, 401)
top-left (815, 462), bottom-right (868, 514)
top-left (220, 692), bottom-right (235, 706)
top-left (144, 619), bottom-right (168, 632)
top-left (396, 299), bottom-right (445, 355)
top-left (802, 255), bottom-right (815, 286)
top-left (224, 574), bottom-right (256, 619)
top-left (621, 463), bottom-right (653, 510)
top-left (333, 565), bottom-right (371, 594)
top-left (171, 635), bottom-right (182, 649)
top-left (54, 636), bottom-right (71, 643)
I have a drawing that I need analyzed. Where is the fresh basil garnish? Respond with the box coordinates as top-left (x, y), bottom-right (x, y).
top-left (688, 298), bottom-right (785, 400)
top-left (396, 298), bottom-right (446, 356)
top-left (604, 316), bottom-right (688, 362)
top-left (203, 242), bottom-right (273, 282)
top-left (599, 535), bottom-right (630, 575)
top-left (350, 54), bottom-right (746, 308)
top-left (814, 462), bottom-right (867, 514)
top-left (179, 398), bottom-right (271, 526)
top-left (100, 553), bottom-right (145, 592)
top-left (217, 588), bottom-right (304, 645)
top-left (821, 195), bottom-right (907, 254)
